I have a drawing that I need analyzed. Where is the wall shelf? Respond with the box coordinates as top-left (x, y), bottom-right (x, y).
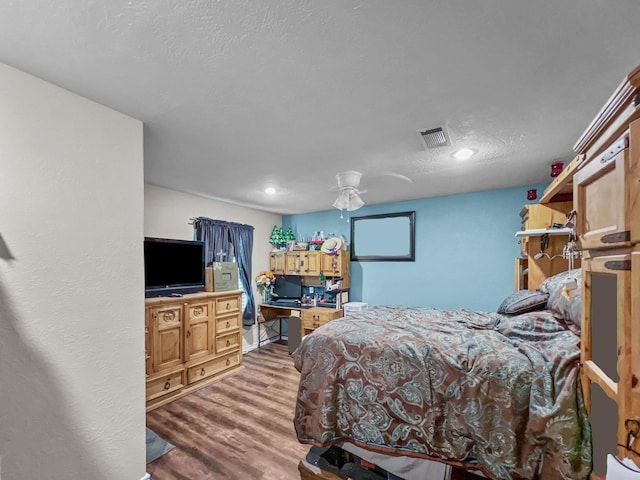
top-left (515, 227), bottom-right (572, 237)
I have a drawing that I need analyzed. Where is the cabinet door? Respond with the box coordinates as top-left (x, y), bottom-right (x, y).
top-left (285, 252), bottom-right (302, 275)
top-left (582, 252), bottom-right (632, 462)
top-left (185, 300), bottom-right (213, 362)
top-left (270, 251), bottom-right (286, 275)
top-left (574, 137), bottom-right (634, 250)
top-left (300, 251), bottom-right (320, 275)
top-left (145, 308), bottom-right (153, 377)
top-left (321, 251), bottom-right (342, 276)
top-left (151, 305), bottom-right (183, 372)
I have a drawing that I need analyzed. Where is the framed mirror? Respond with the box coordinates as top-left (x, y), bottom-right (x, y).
top-left (350, 211), bottom-right (415, 261)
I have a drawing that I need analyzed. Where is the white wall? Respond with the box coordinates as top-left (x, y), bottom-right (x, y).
top-left (144, 184), bottom-right (282, 350)
top-left (0, 63), bottom-right (145, 480)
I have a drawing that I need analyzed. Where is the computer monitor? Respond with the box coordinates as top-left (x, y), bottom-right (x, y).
top-left (273, 275), bottom-right (302, 299)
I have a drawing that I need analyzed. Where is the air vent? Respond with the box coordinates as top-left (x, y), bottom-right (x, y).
top-left (419, 126), bottom-right (450, 149)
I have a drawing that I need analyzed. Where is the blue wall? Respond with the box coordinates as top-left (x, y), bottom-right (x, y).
top-left (283, 184), bottom-right (546, 312)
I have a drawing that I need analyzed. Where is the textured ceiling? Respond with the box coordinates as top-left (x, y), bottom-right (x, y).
top-left (2, 1), bottom-right (640, 214)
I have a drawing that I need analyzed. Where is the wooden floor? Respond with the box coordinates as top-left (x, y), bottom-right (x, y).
top-left (146, 342), bottom-right (308, 480)
top-left (147, 342), bottom-right (486, 480)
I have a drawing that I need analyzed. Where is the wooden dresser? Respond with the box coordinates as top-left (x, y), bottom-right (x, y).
top-left (571, 65), bottom-right (640, 473)
top-left (145, 290), bottom-right (243, 411)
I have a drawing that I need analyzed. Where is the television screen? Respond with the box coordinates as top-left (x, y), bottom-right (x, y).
top-left (273, 275), bottom-right (302, 299)
top-left (144, 237), bottom-right (205, 297)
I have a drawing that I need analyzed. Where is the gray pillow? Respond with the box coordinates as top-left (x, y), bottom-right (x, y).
top-left (498, 290), bottom-right (549, 315)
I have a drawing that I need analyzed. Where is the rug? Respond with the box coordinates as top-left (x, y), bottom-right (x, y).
top-left (146, 427), bottom-right (175, 464)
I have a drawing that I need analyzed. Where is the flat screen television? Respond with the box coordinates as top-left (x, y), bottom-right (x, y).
top-left (144, 237), bottom-right (206, 297)
top-left (273, 275), bottom-right (303, 299)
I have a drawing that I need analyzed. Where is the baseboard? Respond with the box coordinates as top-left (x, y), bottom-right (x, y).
top-left (140, 473), bottom-right (151, 480)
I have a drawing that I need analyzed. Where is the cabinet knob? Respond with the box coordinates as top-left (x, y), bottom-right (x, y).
top-left (226, 321), bottom-right (230, 328)
top-left (186, 330), bottom-right (191, 338)
top-left (163, 381), bottom-right (171, 390)
top-left (226, 339), bottom-right (231, 347)
top-left (226, 358), bottom-right (231, 366)
top-left (226, 303), bottom-right (231, 310)
top-left (200, 368), bottom-right (205, 376)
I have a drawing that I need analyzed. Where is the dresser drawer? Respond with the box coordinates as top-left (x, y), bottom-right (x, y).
top-left (146, 369), bottom-right (185, 401)
top-left (187, 300), bottom-right (213, 322)
top-left (216, 331), bottom-right (241, 354)
top-left (187, 351), bottom-right (241, 384)
top-left (301, 308), bottom-right (343, 330)
top-left (216, 295), bottom-right (240, 315)
top-left (575, 127), bottom-right (640, 250)
top-left (216, 313), bottom-right (240, 333)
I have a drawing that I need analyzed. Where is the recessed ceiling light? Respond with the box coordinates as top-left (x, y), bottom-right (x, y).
top-left (264, 187), bottom-right (276, 195)
top-left (452, 148), bottom-right (476, 160)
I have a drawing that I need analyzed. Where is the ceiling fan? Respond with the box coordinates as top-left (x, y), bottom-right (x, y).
top-left (332, 171), bottom-right (366, 212)
top-left (331, 170), bottom-right (413, 212)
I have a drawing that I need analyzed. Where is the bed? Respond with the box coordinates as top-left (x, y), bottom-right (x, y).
top-left (293, 270), bottom-right (591, 480)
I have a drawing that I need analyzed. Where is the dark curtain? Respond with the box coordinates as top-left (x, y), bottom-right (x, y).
top-left (194, 217), bottom-right (256, 326)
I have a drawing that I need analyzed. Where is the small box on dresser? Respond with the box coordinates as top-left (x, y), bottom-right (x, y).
top-left (205, 262), bottom-right (240, 292)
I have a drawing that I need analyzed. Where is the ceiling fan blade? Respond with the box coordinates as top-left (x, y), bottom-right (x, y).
top-left (377, 172), bottom-right (414, 184)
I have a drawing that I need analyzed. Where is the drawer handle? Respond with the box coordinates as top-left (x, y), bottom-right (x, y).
top-left (226, 303), bottom-right (231, 310)
top-left (226, 339), bottom-right (231, 347)
top-left (163, 381), bottom-right (171, 390)
top-left (226, 358), bottom-right (231, 366)
top-left (186, 330), bottom-right (191, 338)
top-left (313, 322), bottom-right (320, 328)
top-left (200, 368), bottom-right (206, 376)
top-left (226, 321), bottom-right (230, 328)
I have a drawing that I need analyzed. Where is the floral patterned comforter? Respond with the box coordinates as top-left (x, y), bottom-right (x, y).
top-left (293, 306), bottom-right (592, 480)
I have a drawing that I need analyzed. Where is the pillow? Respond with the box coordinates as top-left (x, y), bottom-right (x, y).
top-left (539, 269), bottom-right (582, 329)
top-left (497, 290), bottom-right (549, 315)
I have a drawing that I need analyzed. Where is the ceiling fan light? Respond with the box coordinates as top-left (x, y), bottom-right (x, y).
top-left (347, 194), bottom-right (364, 211)
top-left (332, 191), bottom-right (350, 210)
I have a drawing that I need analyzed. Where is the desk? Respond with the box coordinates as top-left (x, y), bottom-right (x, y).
top-left (258, 304), bottom-right (345, 351)
top-left (257, 304), bottom-right (297, 349)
